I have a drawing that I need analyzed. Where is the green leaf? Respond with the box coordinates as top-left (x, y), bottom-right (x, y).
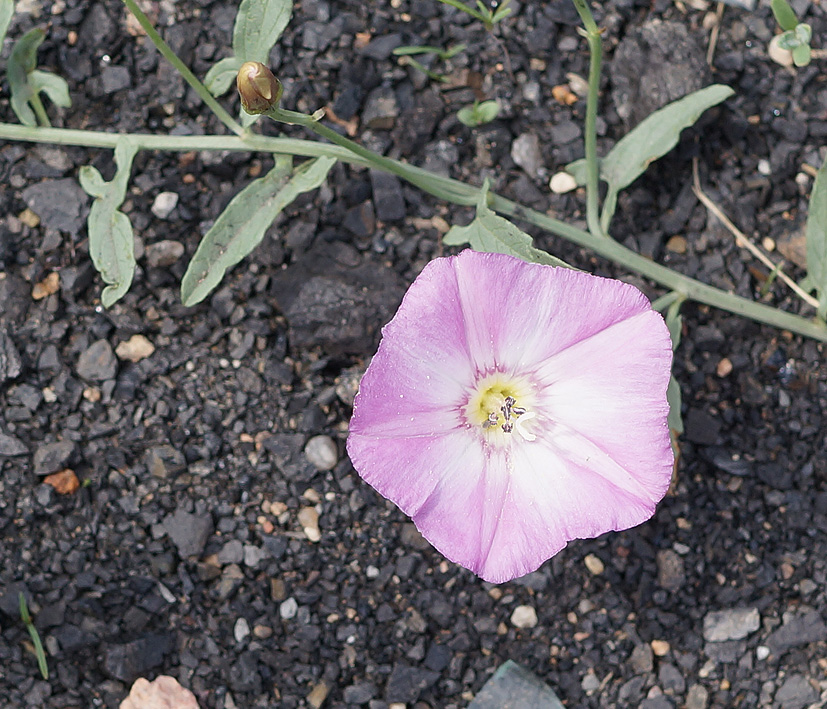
top-left (805, 160), bottom-right (827, 319)
top-left (204, 56), bottom-right (243, 96)
top-left (79, 138), bottom-right (138, 308)
top-left (0, 0), bottom-right (14, 48)
top-left (667, 376), bottom-right (684, 435)
top-left (457, 100), bottom-right (499, 127)
top-left (233, 0), bottom-right (292, 65)
top-left (8, 28), bottom-right (45, 126)
top-left (771, 0), bottom-right (799, 31)
top-left (792, 42), bottom-right (811, 67)
top-left (7, 28), bottom-right (72, 126)
top-left (601, 85), bottom-right (734, 194)
top-left (28, 70), bottom-right (71, 108)
top-left (181, 155), bottom-right (335, 306)
top-left (444, 181), bottom-right (571, 268)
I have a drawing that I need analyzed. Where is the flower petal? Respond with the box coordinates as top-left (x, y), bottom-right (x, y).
top-left (347, 249), bottom-right (674, 583)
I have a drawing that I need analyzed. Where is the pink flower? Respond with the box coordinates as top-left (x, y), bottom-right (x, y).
top-left (347, 250), bottom-right (674, 583)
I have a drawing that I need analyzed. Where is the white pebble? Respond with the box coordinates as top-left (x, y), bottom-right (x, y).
top-left (234, 617), bottom-right (250, 642)
top-left (280, 597), bottom-right (298, 619)
top-left (151, 191), bottom-right (179, 219)
top-left (757, 159), bottom-right (771, 176)
top-left (756, 645), bottom-right (770, 661)
top-left (366, 565), bottom-right (380, 579)
top-left (511, 605), bottom-right (538, 629)
top-left (304, 435), bottom-right (339, 471)
top-left (584, 553), bottom-right (605, 575)
top-left (549, 171), bottom-right (578, 194)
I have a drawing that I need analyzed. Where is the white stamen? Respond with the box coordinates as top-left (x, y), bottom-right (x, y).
top-left (515, 411), bottom-right (536, 441)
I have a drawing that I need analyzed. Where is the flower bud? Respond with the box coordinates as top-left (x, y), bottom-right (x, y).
top-left (237, 61), bottom-right (283, 114)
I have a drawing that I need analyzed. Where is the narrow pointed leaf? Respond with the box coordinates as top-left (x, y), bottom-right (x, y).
top-left (7, 28), bottom-right (45, 126)
top-left (0, 0), bottom-right (13, 48)
top-left (181, 155), bottom-right (335, 307)
top-left (444, 182), bottom-right (570, 268)
top-left (771, 0), bottom-right (799, 31)
top-left (667, 376), bottom-right (684, 434)
top-left (233, 0), bottom-right (292, 65)
top-left (79, 138), bottom-right (138, 308)
top-left (805, 160), bottom-right (827, 319)
top-left (601, 85), bottom-right (734, 193)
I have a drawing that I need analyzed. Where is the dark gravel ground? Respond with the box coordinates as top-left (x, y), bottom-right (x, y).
top-left (1, 0), bottom-right (827, 707)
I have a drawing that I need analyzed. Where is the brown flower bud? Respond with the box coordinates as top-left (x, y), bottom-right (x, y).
top-left (237, 61), bottom-right (283, 114)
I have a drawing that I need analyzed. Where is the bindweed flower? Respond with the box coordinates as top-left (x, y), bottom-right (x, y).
top-left (237, 61), bottom-right (283, 115)
top-left (347, 250), bottom-right (674, 583)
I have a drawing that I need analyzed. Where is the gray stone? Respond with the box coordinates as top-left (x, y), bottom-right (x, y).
top-left (145, 239), bottom-right (185, 268)
top-left (101, 65), bottom-right (131, 93)
top-left (658, 663), bottom-right (685, 694)
top-left (511, 133), bottom-right (543, 179)
top-left (467, 660), bottom-right (565, 708)
top-left (611, 19), bottom-right (711, 129)
top-left (102, 634), bottom-right (172, 682)
top-left (630, 643), bottom-right (654, 674)
top-left (775, 674), bottom-right (818, 709)
top-left (767, 610), bottom-right (827, 653)
top-left (641, 697), bottom-right (674, 709)
top-left (243, 544), bottom-right (266, 568)
top-left (218, 539), bottom-right (244, 565)
top-left (304, 435), bottom-right (338, 471)
top-left (656, 549), bottom-right (685, 592)
top-left (685, 683), bottom-right (709, 709)
top-left (21, 178), bottom-right (88, 234)
top-left (370, 170), bottom-right (406, 222)
top-left (0, 330), bottom-right (22, 383)
top-left (359, 33), bottom-right (403, 60)
top-left (144, 444), bottom-right (186, 478)
top-left (33, 440), bottom-right (76, 475)
top-left (0, 431), bottom-right (28, 457)
top-left (343, 682), bottom-right (376, 705)
top-left (76, 339), bottom-right (117, 381)
top-left (385, 663), bottom-right (440, 704)
top-left (163, 508), bottom-right (213, 558)
top-left (703, 608), bottom-right (760, 642)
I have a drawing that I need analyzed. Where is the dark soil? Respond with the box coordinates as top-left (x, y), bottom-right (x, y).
top-left (1, 1), bottom-right (827, 708)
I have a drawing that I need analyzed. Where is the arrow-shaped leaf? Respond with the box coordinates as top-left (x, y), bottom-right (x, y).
top-left (444, 181), bottom-right (570, 268)
top-left (79, 137), bottom-right (138, 308)
top-left (805, 160), bottom-right (827, 320)
top-left (181, 155), bottom-right (336, 306)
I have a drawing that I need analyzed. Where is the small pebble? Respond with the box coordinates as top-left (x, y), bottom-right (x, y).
top-left (549, 171), bottom-right (578, 194)
top-left (280, 597), bottom-right (298, 620)
top-left (716, 357), bottom-right (733, 377)
top-left (32, 272), bottom-right (60, 300)
top-left (115, 334), bottom-right (155, 362)
top-left (298, 506), bottom-right (321, 542)
top-left (510, 605), bottom-right (538, 629)
top-left (756, 645), bottom-right (770, 660)
top-left (584, 553), bottom-right (604, 575)
top-left (233, 617), bottom-right (250, 642)
top-left (145, 239), bottom-right (185, 268)
top-left (151, 191), bottom-right (179, 219)
top-left (304, 435), bottom-right (338, 471)
top-left (666, 235), bottom-right (687, 254)
top-left (651, 639), bottom-right (671, 656)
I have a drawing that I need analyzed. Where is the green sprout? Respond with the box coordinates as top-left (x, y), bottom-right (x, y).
top-left (436, 0), bottom-right (511, 31)
top-left (771, 0), bottom-right (812, 67)
top-left (393, 44), bottom-right (466, 83)
top-left (457, 99), bottom-right (500, 128)
top-left (19, 593), bottom-right (49, 680)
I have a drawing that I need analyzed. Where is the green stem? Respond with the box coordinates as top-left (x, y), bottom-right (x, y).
top-left (29, 92), bottom-right (50, 127)
top-left (120, 0), bottom-right (244, 136)
top-left (1, 120), bottom-right (824, 342)
top-left (572, 0), bottom-right (605, 239)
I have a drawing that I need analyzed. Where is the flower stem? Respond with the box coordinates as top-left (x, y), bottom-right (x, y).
top-left (571, 0), bottom-right (605, 239)
top-left (1, 120), bottom-right (824, 342)
top-left (120, 0), bottom-right (244, 136)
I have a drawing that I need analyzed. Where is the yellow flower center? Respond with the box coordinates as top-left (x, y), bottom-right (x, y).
top-left (465, 372), bottom-right (537, 443)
